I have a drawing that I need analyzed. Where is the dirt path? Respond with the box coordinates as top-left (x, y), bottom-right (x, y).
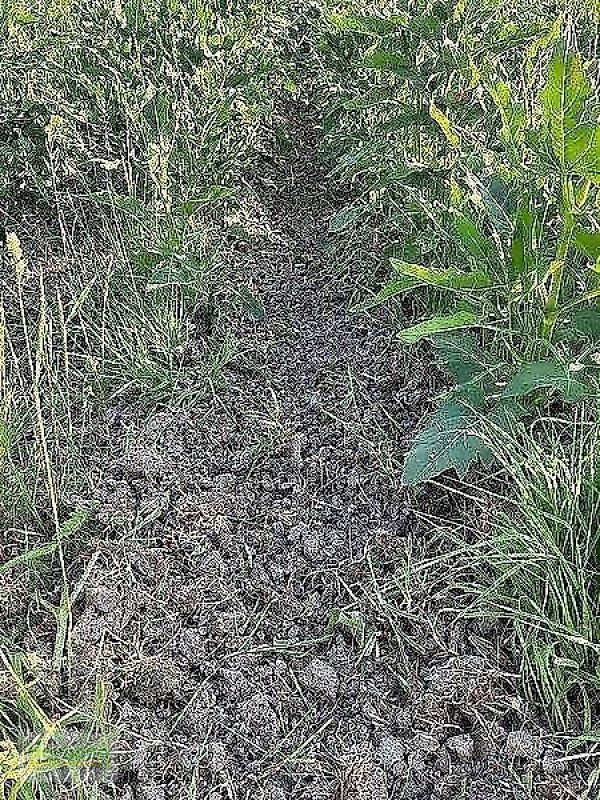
top-left (70, 116), bottom-right (579, 800)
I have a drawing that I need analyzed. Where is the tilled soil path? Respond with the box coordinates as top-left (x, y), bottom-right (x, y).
top-left (70, 116), bottom-right (583, 799)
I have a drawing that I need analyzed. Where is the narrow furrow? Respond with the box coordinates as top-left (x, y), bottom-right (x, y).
top-left (69, 115), bottom-right (575, 800)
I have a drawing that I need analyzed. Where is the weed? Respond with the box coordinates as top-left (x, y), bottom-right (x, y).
top-left (0, 651), bottom-right (110, 799)
top-left (416, 416), bottom-right (600, 735)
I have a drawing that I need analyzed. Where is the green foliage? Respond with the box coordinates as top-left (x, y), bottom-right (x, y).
top-left (540, 51), bottom-right (599, 176)
top-left (0, 7), bottom-right (296, 793)
top-left (411, 420), bottom-right (600, 735)
top-left (0, 652), bottom-right (110, 799)
top-left (0, 0), bottom-right (280, 210)
top-left (328, 204), bottom-right (368, 231)
top-left (318, 0), bottom-right (599, 737)
top-left (329, 2), bottom-right (599, 483)
top-left (475, 422), bottom-right (599, 732)
top-left (402, 400), bottom-right (492, 485)
top-left (391, 260), bottom-right (492, 291)
top-left (0, 0), bottom-right (298, 530)
top-left (397, 307), bottom-right (480, 344)
top-left (503, 360), bottom-right (596, 404)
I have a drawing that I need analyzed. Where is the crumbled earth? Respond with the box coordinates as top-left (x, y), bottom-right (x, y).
top-left (5, 114), bottom-right (589, 798)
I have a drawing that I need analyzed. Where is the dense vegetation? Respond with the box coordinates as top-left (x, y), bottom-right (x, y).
top-left (1, 0), bottom-right (598, 796)
top-left (316, 0), bottom-right (599, 737)
top-left (1, 0), bottom-right (296, 522)
top-left (320, 1), bottom-right (599, 482)
top-left (1, 1), bottom-right (295, 793)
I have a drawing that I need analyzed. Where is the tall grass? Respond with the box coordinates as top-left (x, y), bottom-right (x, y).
top-left (443, 415), bottom-right (600, 732)
top-left (0, 650), bottom-right (110, 799)
top-left (0, 0), bottom-right (298, 520)
top-left (393, 414), bottom-right (600, 778)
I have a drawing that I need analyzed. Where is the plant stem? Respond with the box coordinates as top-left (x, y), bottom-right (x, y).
top-left (542, 179), bottom-right (574, 341)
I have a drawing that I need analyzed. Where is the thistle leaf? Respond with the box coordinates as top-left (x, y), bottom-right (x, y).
top-left (572, 308), bottom-right (600, 341)
top-left (176, 186), bottom-right (237, 217)
top-left (564, 124), bottom-right (600, 178)
top-left (350, 276), bottom-right (422, 312)
top-left (91, 191), bottom-right (147, 220)
top-left (402, 401), bottom-right (491, 484)
top-left (503, 359), bottom-right (595, 402)
top-left (574, 226), bottom-right (600, 261)
top-left (540, 51), bottom-right (593, 171)
top-left (433, 332), bottom-right (497, 405)
top-left (363, 48), bottom-right (409, 75)
top-left (451, 212), bottom-right (496, 262)
top-left (402, 399), bottom-right (524, 484)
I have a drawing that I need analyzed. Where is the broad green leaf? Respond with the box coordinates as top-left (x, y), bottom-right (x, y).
top-left (433, 333), bottom-right (487, 384)
top-left (510, 232), bottom-right (525, 277)
top-left (363, 49), bottom-right (409, 75)
top-left (350, 276), bottom-right (423, 312)
top-left (433, 333), bottom-right (496, 406)
top-left (329, 608), bottom-right (366, 645)
top-left (334, 142), bottom-right (381, 173)
top-left (565, 125), bottom-right (600, 177)
top-left (464, 172), bottom-right (513, 238)
top-left (236, 285), bottom-right (265, 320)
top-left (329, 12), bottom-right (408, 35)
top-left (398, 308), bottom-right (480, 344)
top-left (526, 16), bottom-right (562, 65)
top-left (429, 102), bottom-right (460, 149)
top-left (391, 259), bottom-right (492, 290)
top-left (0, 540), bottom-right (59, 574)
top-left (574, 226), bottom-right (600, 261)
top-left (385, 240), bottom-right (421, 263)
top-left (409, 12), bottom-right (444, 37)
top-left (572, 308), bottom-right (600, 341)
top-left (342, 98), bottom-right (389, 111)
top-left (540, 51), bottom-right (592, 169)
top-left (488, 176), bottom-right (518, 215)
top-left (510, 200), bottom-right (535, 282)
top-left (328, 204), bottom-right (368, 233)
top-left (452, 211), bottom-right (496, 261)
top-left (503, 359), bottom-right (595, 402)
top-left (60, 508), bottom-right (90, 536)
top-left (133, 248), bottom-right (164, 274)
top-left (402, 399), bottom-right (524, 484)
top-left (0, 509), bottom-right (89, 575)
top-left (402, 401), bottom-right (492, 484)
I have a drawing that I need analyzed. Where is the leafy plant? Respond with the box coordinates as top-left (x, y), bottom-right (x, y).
top-left (402, 417), bottom-right (600, 735)
top-left (343, 12), bottom-right (599, 484)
